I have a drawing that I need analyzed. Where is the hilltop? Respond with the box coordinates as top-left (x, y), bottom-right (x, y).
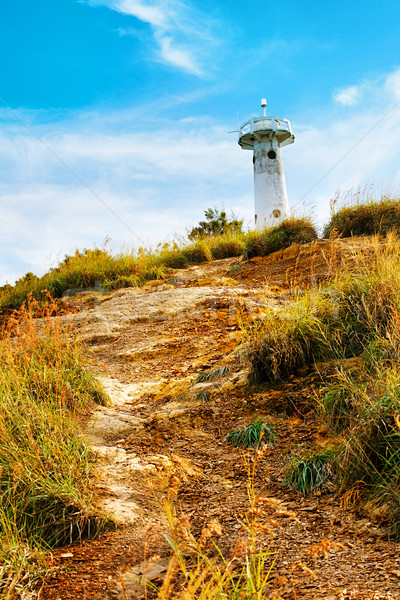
top-left (35, 236), bottom-right (399, 600)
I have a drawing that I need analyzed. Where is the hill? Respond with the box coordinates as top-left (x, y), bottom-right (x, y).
top-left (30, 236), bottom-right (399, 600)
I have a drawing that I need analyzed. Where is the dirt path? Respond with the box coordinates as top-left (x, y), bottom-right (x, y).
top-left (41, 245), bottom-right (400, 600)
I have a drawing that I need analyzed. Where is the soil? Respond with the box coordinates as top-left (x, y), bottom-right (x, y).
top-left (40, 239), bottom-right (400, 600)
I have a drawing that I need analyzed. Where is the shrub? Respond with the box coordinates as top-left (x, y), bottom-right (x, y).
top-left (329, 365), bottom-right (400, 533)
top-left (188, 208), bottom-right (243, 240)
top-left (210, 237), bottom-right (245, 260)
top-left (244, 216), bottom-right (318, 259)
top-left (244, 234), bottom-right (400, 383)
top-left (0, 232), bottom-right (246, 309)
top-left (323, 196), bottom-right (400, 238)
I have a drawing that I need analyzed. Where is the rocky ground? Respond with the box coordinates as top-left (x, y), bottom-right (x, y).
top-left (40, 239), bottom-right (400, 600)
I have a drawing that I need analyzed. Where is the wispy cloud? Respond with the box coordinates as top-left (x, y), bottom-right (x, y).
top-left (333, 84), bottom-right (362, 106)
top-left (87, 0), bottom-right (221, 76)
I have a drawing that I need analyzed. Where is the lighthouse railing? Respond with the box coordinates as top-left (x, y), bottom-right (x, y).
top-left (240, 117), bottom-right (292, 137)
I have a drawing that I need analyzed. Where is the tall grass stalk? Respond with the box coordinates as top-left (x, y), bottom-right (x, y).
top-left (154, 454), bottom-right (276, 599)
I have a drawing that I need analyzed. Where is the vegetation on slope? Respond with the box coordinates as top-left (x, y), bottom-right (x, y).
top-left (244, 216), bottom-right (318, 259)
top-left (244, 232), bottom-right (400, 533)
top-left (323, 195), bottom-right (400, 238)
top-left (0, 297), bottom-right (107, 597)
top-left (0, 216), bottom-right (318, 310)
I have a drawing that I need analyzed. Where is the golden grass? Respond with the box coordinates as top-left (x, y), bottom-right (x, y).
top-left (0, 296), bottom-right (107, 597)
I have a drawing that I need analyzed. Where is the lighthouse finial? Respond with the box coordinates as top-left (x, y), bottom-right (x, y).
top-left (261, 98), bottom-right (267, 117)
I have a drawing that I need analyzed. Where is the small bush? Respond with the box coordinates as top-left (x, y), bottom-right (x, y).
top-left (210, 238), bottom-right (245, 260)
top-left (321, 380), bottom-right (360, 433)
top-left (323, 196), bottom-right (400, 238)
top-left (225, 418), bottom-right (277, 449)
top-left (244, 233), bottom-right (400, 382)
top-left (188, 208), bottom-right (243, 240)
top-left (0, 230), bottom-right (247, 309)
top-left (244, 216), bottom-right (318, 259)
top-left (284, 450), bottom-right (337, 495)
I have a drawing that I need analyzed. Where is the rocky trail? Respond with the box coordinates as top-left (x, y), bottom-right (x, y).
top-left (41, 240), bottom-right (400, 600)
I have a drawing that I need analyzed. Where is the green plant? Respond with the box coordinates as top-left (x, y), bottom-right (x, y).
top-left (284, 450), bottom-right (337, 495)
top-left (0, 231), bottom-right (248, 310)
top-left (195, 390), bottom-right (210, 402)
top-left (324, 195), bottom-right (400, 238)
top-left (225, 419), bottom-right (277, 449)
top-left (193, 366), bottom-right (231, 384)
top-left (321, 379), bottom-right (361, 433)
top-left (243, 216), bottom-right (318, 259)
top-left (188, 208), bottom-right (243, 240)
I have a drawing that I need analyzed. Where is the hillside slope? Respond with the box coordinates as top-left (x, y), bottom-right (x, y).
top-left (41, 239), bottom-right (400, 600)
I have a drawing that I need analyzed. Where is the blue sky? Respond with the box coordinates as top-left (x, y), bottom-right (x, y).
top-left (1, 0), bottom-right (400, 284)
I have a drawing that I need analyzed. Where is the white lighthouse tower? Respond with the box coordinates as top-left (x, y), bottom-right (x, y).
top-left (238, 99), bottom-right (294, 229)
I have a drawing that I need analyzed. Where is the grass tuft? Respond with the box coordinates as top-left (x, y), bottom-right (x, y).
top-left (193, 366), bottom-right (231, 384)
top-left (324, 194), bottom-right (400, 238)
top-left (284, 450), bottom-right (337, 495)
top-left (225, 418), bottom-right (277, 449)
top-left (243, 216), bottom-right (318, 259)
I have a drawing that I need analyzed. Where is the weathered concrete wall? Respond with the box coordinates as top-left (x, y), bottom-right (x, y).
top-left (253, 136), bottom-right (289, 229)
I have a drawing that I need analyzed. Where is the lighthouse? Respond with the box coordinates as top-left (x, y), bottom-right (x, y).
top-left (238, 99), bottom-right (294, 229)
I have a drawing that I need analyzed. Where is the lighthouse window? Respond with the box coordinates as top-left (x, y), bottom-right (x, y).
top-left (272, 209), bottom-right (281, 218)
top-left (268, 150), bottom-right (277, 160)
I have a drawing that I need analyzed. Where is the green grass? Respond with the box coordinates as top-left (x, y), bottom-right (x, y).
top-left (243, 216), bottom-right (318, 259)
top-left (195, 390), bottom-right (210, 402)
top-left (243, 232), bottom-right (400, 383)
top-left (0, 297), bottom-right (107, 596)
top-left (284, 450), bottom-right (337, 495)
top-left (323, 195), bottom-right (400, 238)
top-left (0, 235), bottom-right (243, 309)
top-left (225, 418), bottom-right (277, 449)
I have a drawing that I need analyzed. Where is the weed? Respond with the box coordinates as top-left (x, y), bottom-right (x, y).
top-left (228, 265), bottom-right (243, 274)
top-left (320, 378), bottom-right (362, 433)
top-left (193, 366), bottom-right (231, 384)
top-left (284, 450), bottom-right (337, 495)
top-left (225, 419), bottom-right (277, 449)
top-left (195, 390), bottom-right (210, 402)
top-left (152, 456), bottom-right (277, 599)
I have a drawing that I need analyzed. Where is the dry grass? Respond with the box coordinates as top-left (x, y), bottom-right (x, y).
top-left (0, 296), bottom-right (107, 597)
top-left (324, 192), bottom-right (400, 238)
top-left (149, 456), bottom-right (277, 600)
top-left (0, 218), bottom-right (318, 310)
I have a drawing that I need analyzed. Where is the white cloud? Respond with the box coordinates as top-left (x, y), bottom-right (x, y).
top-left (385, 68), bottom-right (400, 101)
top-left (333, 85), bottom-right (362, 106)
top-left (87, 0), bottom-right (220, 75)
